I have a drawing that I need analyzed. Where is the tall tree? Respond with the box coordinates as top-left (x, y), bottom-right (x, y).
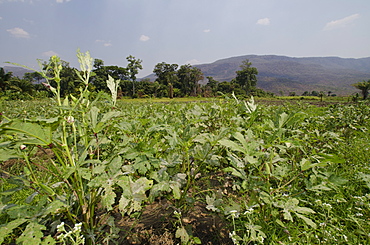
top-left (153, 62), bottom-right (178, 98)
top-left (352, 80), bottom-right (370, 100)
top-left (177, 65), bottom-right (204, 96)
top-left (206, 76), bottom-right (218, 93)
top-left (234, 59), bottom-right (258, 95)
top-left (0, 68), bottom-right (13, 92)
top-left (153, 62), bottom-right (178, 86)
top-left (126, 55), bottom-right (143, 97)
top-left (92, 59), bottom-right (128, 93)
top-left (93, 58), bottom-right (104, 70)
top-left (9, 77), bottom-right (35, 95)
top-left (24, 72), bottom-right (44, 84)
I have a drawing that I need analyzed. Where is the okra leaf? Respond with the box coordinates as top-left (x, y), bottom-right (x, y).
top-left (295, 213), bottom-right (317, 229)
top-left (2, 120), bottom-right (52, 145)
top-left (16, 222), bottom-right (46, 245)
top-left (0, 218), bottom-right (28, 244)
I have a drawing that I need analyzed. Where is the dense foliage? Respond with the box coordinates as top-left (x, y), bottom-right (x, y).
top-left (352, 79), bottom-right (370, 100)
top-left (1, 55), bottom-right (274, 100)
top-left (0, 52), bottom-right (369, 244)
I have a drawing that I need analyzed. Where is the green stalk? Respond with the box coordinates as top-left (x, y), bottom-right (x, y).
top-left (22, 152), bottom-right (37, 184)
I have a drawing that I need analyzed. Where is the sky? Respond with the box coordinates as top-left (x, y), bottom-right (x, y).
top-left (1, 0), bottom-right (370, 77)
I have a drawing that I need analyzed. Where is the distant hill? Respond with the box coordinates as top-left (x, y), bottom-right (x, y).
top-left (144, 55), bottom-right (370, 96)
top-left (2, 66), bottom-right (33, 78)
top-left (196, 55), bottom-right (370, 96)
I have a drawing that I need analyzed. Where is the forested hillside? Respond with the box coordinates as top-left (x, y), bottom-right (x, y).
top-left (195, 55), bottom-right (370, 95)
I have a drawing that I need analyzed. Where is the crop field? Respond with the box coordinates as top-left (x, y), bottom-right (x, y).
top-left (0, 52), bottom-right (369, 245)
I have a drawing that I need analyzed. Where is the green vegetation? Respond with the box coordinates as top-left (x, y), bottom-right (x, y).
top-left (352, 79), bottom-right (370, 100)
top-left (0, 52), bottom-right (369, 244)
top-left (2, 55), bottom-right (273, 100)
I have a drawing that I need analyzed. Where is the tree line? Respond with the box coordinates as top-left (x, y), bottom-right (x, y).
top-left (0, 55), bottom-right (273, 100)
top-left (1, 55), bottom-right (368, 100)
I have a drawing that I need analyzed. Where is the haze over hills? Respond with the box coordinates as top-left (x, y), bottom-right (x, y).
top-left (195, 55), bottom-right (370, 96)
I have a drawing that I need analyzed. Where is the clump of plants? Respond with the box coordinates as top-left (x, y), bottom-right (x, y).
top-left (0, 51), bottom-right (369, 244)
top-left (0, 51), bottom-right (154, 244)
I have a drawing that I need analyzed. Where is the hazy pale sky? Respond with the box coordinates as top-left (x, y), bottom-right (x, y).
top-left (1, 0), bottom-right (369, 76)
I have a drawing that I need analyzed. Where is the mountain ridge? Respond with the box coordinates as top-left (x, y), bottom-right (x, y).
top-left (193, 55), bottom-right (370, 95)
top-left (2, 66), bottom-right (33, 78)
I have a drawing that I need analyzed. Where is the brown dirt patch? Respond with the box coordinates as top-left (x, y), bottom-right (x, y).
top-left (114, 198), bottom-right (232, 245)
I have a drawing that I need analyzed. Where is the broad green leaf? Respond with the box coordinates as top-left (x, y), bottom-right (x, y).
top-left (171, 183), bottom-right (181, 199)
top-left (16, 222), bottom-right (46, 245)
top-left (175, 226), bottom-right (189, 244)
top-left (6, 205), bottom-right (36, 219)
top-left (275, 218), bottom-right (286, 228)
top-left (39, 183), bottom-right (55, 196)
top-left (44, 200), bottom-right (67, 215)
top-left (278, 112), bottom-right (289, 128)
top-left (88, 106), bottom-right (100, 130)
top-left (108, 156), bottom-right (122, 174)
top-left (294, 206), bottom-right (316, 214)
top-left (233, 132), bottom-right (249, 149)
top-left (63, 166), bottom-right (76, 179)
top-left (107, 75), bottom-right (119, 106)
top-left (33, 117), bottom-right (60, 130)
top-left (2, 120), bottom-right (52, 145)
top-left (102, 185), bottom-right (116, 211)
top-left (308, 184), bottom-right (332, 191)
top-left (25, 192), bottom-right (39, 203)
top-left (206, 193), bottom-right (221, 212)
top-left (328, 174), bottom-right (348, 186)
top-left (300, 158), bottom-right (313, 171)
top-left (358, 172), bottom-right (370, 189)
top-left (193, 133), bottom-right (210, 144)
top-left (41, 235), bottom-right (56, 245)
top-left (295, 213), bottom-right (317, 229)
top-left (0, 187), bottom-right (23, 196)
top-left (0, 218), bottom-right (28, 244)
top-left (94, 111), bottom-right (121, 133)
top-left (0, 148), bottom-right (20, 161)
top-left (228, 154), bottom-right (245, 169)
top-left (92, 163), bottom-right (106, 175)
top-left (282, 209), bottom-right (293, 221)
top-left (223, 167), bottom-right (245, 179)
top-left (193, 236), bottom-right (202, 244)
top-left (318, 153), bottom-right (345, 164)
top-left (133, 155), bottom-right (150, 175)
top-left (87, 174), bottom-right (107, 188)
top-left (116, 176), bottom-right (152, 214)
top-left (78, 167), bottom-right (92, 180)
top-left (118, 196), bottom-right (130, 214)
top-left (219, 139), bottom-right (245, 153)
top-left (132, 177), bottom-right (153, 195)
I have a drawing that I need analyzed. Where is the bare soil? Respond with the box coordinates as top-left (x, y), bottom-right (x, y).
top-left (115, 198), bottom-right (232, 245)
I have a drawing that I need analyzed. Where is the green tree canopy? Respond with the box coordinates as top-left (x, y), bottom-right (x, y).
top-left (23, 72), bottom-right (44, 83)
top-left (126, 55), bottom-right (143, 97)
top-left (0, 67), bottom-right (13, 92)
top-left (92, 59), bottom-right (128, 92)
top-left (206, 76), bottom-right (219, 96)
top-left (176, 64), bottom-right (204, 96)
top-left (352, 80), bottom-right (370, 100)
top-left (234, 59), bottom-right (258, 95)
top-left (153, 62), bottom-right (178, 86)
top-left (8, 77), bottom-right (35, 95)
